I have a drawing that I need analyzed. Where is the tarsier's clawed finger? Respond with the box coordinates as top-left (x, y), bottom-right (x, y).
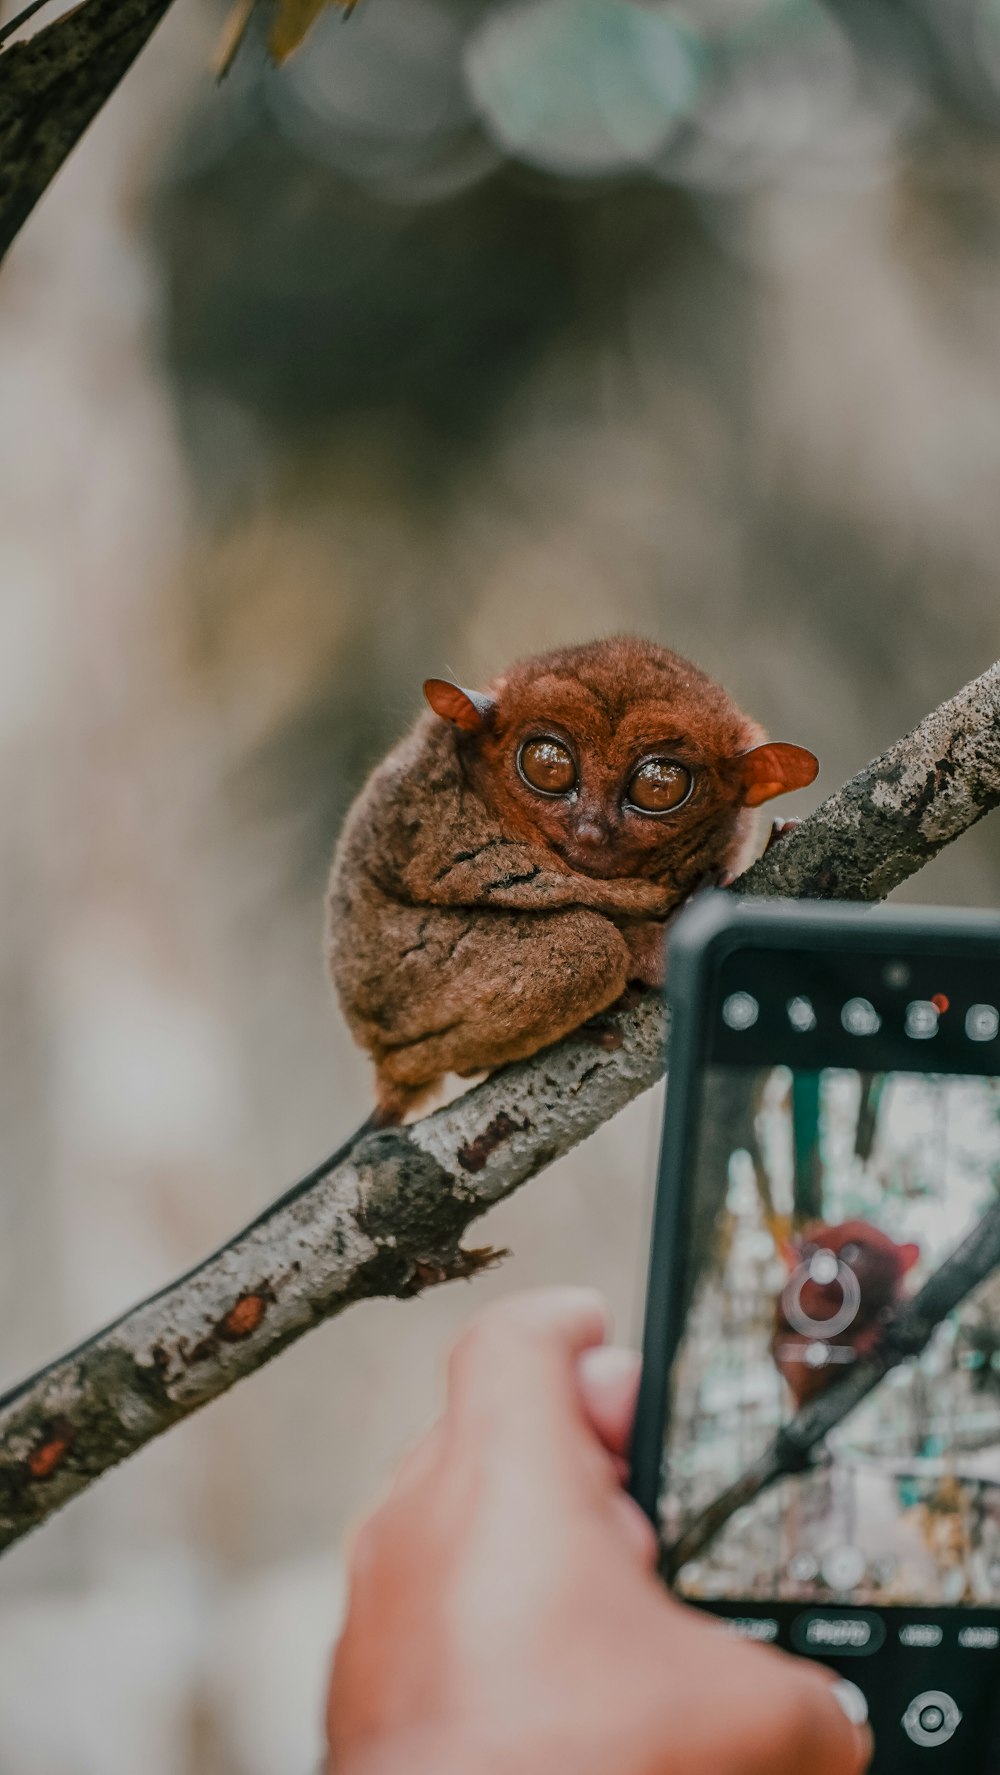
top-left (578, 1019), bottom-right (626, 1052)
top-left (764, 816), bottom-right (800, 853)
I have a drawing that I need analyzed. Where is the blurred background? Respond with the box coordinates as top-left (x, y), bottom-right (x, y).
top-left (1, 0), bottom-right (1000, 1766)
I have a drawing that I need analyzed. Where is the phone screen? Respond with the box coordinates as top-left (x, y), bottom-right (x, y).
top-left (658, 945), bottom-right (1000, 1766)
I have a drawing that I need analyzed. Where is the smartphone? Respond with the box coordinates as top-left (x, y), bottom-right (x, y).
top-left (632, 892), bottom-right (1000, 1771)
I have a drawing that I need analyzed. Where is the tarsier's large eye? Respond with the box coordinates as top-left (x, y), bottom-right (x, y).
top-left (517, 736), bottom-right (577, 797)
top-left (626, 758), bottom-right (693, 813)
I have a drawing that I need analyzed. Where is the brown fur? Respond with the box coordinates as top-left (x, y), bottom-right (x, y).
top-left (772, 1219), bottom-right (920, 1409)
top-left (326, 636), bottom-right (816, 1121)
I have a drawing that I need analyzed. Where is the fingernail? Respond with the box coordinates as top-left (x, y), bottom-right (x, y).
top-left (831, 1680), bottom-right (869, 1728)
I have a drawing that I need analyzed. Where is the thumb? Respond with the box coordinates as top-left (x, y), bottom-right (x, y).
top-left (577, 1344), bottom-right (641, 1459)
top-left (446, 1288), bottom-right (611, 1454)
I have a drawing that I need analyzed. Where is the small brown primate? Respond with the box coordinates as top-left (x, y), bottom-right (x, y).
top-left (327, 636), bottom-right (817, 1124)
top-left (772, 1220), bottom-right (920, 1409)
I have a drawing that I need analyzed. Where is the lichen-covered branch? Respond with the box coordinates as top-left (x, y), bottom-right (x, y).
top-left (0, 0), bottom-right (175, 264)
top-left (665, 1189), bottom-right (1000, 1578)
top-left (737, 659), bottom-right (1000, 900)
top-left (0, 657), bottom-right (998, 1554)
top-left (0, 997), bottom-right (670, 1551)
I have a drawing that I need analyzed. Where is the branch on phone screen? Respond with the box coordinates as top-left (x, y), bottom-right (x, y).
top-left (664, 1189), bottom-right (1000, 1578)
top-left (0, 660), bottom-right (998, 1555)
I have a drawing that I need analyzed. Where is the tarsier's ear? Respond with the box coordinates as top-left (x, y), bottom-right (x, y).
top-left (423, 678), bottom-right (495, 735)
top-left (734, 742), bottom-right (819, 808)
top-left (898, 1242), bottom-right (920, 1274)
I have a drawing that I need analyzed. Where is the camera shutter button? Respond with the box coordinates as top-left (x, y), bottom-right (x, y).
top-left (901, 1691), bottom-right (961, 1747)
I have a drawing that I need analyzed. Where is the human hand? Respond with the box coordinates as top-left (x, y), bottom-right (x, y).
top-left (326, 1288), bottom-right (872, 1775)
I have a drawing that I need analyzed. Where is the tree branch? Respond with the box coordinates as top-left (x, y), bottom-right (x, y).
top-left (665, 1190), bottom-right (1000, 1578)
top-left (737, 658), bottom-right (1000, 900)
top-left (0, 997), bottom-right (670, 1551)
top-left (0, 0), bottom-right (176, 264)
top-left (0, 658), bottom-right (998, 1554)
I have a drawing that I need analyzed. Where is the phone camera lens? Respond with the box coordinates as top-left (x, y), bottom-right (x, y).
top-left (905, 1000), bottom-right (939, 1040)
top-left (722, 991), bottom-right (758, 1031)
top-left (787, 996), bottom-right (817, 1033)
top-left (841, 997), bottom-right (881, 1037)
top-left (967, 1004), bottom-right (1000, 1042)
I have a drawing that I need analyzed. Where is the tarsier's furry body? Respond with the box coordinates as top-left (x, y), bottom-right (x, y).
top-left (327, 637), bottom-right (817, 1121)
top-left (772, 1220), bottom-right (920, 1408)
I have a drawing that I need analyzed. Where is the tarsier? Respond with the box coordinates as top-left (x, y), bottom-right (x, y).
top-left (772, 1219), bottom-right (921, 1409)
top-left (327, 636), bottom-right (818, 1124)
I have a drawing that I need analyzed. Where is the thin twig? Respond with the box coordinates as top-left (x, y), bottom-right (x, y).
top-left (0, 0), bottom-right (54, 49)
top-left (0, 0), bottom-right (176, 263)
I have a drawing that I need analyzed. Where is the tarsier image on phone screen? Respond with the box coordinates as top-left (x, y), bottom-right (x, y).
top-left (632, 895), bottom-right (1000, 1772)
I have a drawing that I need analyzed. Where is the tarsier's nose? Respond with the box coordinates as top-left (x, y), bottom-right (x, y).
top-left (573, 812), bottom-right (611, 848)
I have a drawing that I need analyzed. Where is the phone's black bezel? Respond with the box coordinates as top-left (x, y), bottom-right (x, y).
top-left (630, 891), bottom-right (1000, 1529)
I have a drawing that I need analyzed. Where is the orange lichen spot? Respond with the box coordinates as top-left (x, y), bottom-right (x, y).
top-left (28, 1430), bottom-right (72, 1480)
top-left (221, 1293), bottom-right (267, 1339)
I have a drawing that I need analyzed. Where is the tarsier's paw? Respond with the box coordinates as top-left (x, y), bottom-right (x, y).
top-left (764, 816), bottom-right (799, 853)
top-left (694, 866), bottom-right (735, 891)
top-left (578, 1017), bottom-right (626, 1052)
top-left (579, 985), bottom-right (648, 1048)
top-left (623, 922), bottom-right (668, 990)
top-left (611, 983), bottom-right (648, 1012)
